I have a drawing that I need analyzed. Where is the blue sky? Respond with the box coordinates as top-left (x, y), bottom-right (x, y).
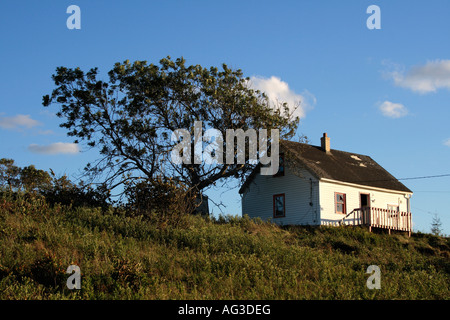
top-left (1, 0), bottom-right (449, 234)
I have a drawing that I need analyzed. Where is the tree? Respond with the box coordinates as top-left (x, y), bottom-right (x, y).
top-left (20, 165), bottom-right (52, 194)
top-left (0, 158), bottom-right (21, 192)
top-left (1, 159), bottom-right (53, 194)
top-left (43, 56), bottom-right (299, 205)
top-left (430, 213), bottom-right (443, 236)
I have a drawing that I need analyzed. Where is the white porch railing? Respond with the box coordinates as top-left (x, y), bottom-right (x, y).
top-left (339, 207), bottom-right (412, 236)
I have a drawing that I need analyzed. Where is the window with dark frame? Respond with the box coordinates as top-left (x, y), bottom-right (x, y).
top-left (387, 204), bottom-right (399, 218)
top-left (335, 192), bottom-right (346, 214)
top-left (273, 194), bottom-right (285, 218)
top-left (273, 153), bottom-right (284, 177)
top-left (387, 204), bottom-right (399, 212)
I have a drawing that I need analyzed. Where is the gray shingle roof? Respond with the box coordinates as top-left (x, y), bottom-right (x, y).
top-left (239, 140), bottom-right (413, 194)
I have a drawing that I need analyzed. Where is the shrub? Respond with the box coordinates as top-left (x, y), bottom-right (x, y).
top-left (43, 172), bottom-right (110, 209)
top-left (123, 177), bottom-right (196, 228)
top-left (28, 253), bottom-right (66, 288)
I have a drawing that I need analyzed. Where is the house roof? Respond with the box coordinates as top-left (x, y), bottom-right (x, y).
top-left (239, 139), bottom-right (413, 194)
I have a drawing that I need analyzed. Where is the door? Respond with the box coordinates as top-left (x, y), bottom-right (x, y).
top-left (360, 193), bottom-right (370, 208)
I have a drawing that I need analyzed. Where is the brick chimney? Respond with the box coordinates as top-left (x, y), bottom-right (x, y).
top-left (320, 133), bottom-right (330, 153)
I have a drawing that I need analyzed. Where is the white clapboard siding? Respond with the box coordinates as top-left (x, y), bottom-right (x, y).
top-left (318, 179), bottom-right (412, 226)
top-left (241, 167), bottom-right (320, 226)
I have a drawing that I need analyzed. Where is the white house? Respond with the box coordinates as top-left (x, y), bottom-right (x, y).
top-left (239, 133), bottom-right (413, 235)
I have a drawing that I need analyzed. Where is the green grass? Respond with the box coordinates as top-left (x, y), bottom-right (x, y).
top-left (0, 194), bottom-right (449, 300)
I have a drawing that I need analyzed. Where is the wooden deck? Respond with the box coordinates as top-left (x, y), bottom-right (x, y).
top-left (340, 207), bottom-right (412, 236)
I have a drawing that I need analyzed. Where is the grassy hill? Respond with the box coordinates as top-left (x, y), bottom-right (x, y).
top-left (0, 193), bottom-right (449, 300)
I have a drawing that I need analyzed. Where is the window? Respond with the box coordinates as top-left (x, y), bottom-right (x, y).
top-left (335, 192), bottom-right (346, 214)
top-left (273, 153), bottom-right (285, 177)
top-left (273, 194), bottom-right (285, 218)
top-left (387, 205), bottom-right (399, 218)
top-left (387, 205), bottom-right (399, 212)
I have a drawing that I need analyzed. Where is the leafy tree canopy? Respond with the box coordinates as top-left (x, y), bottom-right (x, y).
top-left (43, 56), bottom-right (300, 199)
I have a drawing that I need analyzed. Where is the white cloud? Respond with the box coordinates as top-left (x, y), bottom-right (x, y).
top-left (379, 101), bottom-right (408, 118)
top-left (37, 129), bottom-right (55, 135)
top-left (28, 142), bottom-right (80, 155)
top-left (248, 76), bottom-right (315, 120)
top-left (444, 138), bottom-right (450, 147)
top-left (388, 60), bottom-right (450, 94)
top-left (0, 114), bottom-right (42, 130)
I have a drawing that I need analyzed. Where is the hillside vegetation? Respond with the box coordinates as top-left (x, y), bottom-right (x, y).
top-left (0, 193), bottom-right (449, 300)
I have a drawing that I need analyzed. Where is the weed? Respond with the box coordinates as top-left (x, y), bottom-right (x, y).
top-left (0, 195), bottom-right (448, 299)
